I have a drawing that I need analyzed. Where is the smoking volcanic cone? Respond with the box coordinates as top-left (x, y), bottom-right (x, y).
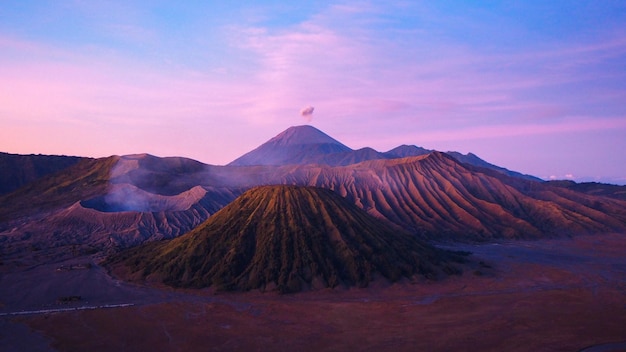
top-left (108, 185), bottom-right (465, 293)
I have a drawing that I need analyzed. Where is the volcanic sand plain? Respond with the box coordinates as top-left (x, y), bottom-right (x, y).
top-left (1, 233), bottom-right (626, 352)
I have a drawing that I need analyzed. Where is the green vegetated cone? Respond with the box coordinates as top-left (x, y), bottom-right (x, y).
top-left (109, 185), bottom-right (466, 293)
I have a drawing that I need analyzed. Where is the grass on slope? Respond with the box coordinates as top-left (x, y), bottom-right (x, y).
top-left (109, 186), bottom-right (467, 293)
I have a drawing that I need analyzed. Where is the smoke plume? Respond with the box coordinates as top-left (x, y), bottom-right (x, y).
top-left (300, 106), bottom-right (314, 122)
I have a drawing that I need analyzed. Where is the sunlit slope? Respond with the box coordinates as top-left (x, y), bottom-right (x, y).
top-left (272, 152), bottom-right (626, 239)
top-left (110, 185), bottom-right (465, 292)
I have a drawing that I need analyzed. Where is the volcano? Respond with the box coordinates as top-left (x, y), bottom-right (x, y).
top-left (109, 185), bottom-right (465, 293)
top-left (2, 126), bottom-right (626, 257)
top-left (227, 125), bottom-right (540, 180)
top-left (228, 125), bottom-right (352, 166)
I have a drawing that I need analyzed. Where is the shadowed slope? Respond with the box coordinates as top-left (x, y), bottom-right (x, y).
top-left (109, 185), bottom-right (465, 293)
top-left (0, 152), bottom-right (84, 195)
top-left (0, 156), bottom-right (118, 223)
top-left (446, 151), bottom-right (541, 182)
top-left (547, 180), bottom-right (626, 201)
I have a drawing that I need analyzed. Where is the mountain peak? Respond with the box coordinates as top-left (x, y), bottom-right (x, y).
top-left (228, 126), bottom-right (351, 166)
top-left (266, 125), bottom-right (348, 147)
top-left (384, 144), bottom-right (431, 159)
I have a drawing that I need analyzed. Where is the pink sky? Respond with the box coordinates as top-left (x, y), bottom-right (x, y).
top-left (1, 2), bottom-right (625, 184)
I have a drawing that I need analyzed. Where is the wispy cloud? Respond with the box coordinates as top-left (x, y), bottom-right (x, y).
top-left (0, 1), bottom-right (625, 176)
top-left (225, 2), bottom-right (626, 137)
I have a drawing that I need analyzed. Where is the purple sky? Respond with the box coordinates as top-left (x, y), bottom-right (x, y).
top-left (1, 2), bottom-right (625, 184)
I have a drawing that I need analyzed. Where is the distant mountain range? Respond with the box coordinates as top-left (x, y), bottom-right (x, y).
top-left (229, 125), bottom-right (541, 181)
top-left (1, 125), bottom-right (626, 260)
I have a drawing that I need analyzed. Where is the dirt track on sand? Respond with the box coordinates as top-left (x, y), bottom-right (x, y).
top-left (2, 234), bottom-right (626, 351)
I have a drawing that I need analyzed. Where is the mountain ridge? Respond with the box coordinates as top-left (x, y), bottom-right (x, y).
top-left (0, 152), bottom-right (85, 195)
top-left (2, 126), bottom-right (626, 258)
top-left (227, 125), bottom-right (540, 181)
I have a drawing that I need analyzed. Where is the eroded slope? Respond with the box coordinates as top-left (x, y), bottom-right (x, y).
top-left (109, 185), bottom-right (466, 292)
